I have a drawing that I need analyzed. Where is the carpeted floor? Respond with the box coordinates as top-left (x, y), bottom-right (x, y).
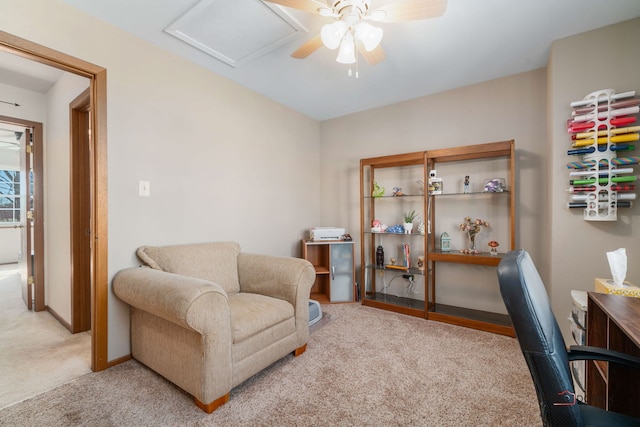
top-left (0, 303), bottom-right (541, 426)
top-left (0, 265), bottom-right (91, 409)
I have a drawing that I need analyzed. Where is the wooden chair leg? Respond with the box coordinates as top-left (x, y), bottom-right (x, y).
top-left (194, 393), bottom-right (229, 414)
top-left (294, 343), bottom-right (307, 356)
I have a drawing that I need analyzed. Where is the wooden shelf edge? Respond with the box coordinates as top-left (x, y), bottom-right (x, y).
top-left (427, 312), bottom-right (515, 337)
top-left (428, 251), bottom-right (503, 266)
top-left (363, 299), bottom-right (425, 318)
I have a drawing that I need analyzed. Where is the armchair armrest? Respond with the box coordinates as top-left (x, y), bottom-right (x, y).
top-left (568, 345), bottom-right (640, 368)
top-left (237, 253), bottom-right (315, 306)
top-left (113, 267), bottom-right (230, 334)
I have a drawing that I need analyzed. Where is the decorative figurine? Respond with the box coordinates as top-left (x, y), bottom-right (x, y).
top-left (464, 175), bottom-right (470, 193)
top-left (390, 257), bottom-right (396, 265)
top-left (417, 256), bottom-right (425, 271)
top-left (392, 187), bottom-right (404, 196)
top-left (371, 219), bottom-right (382, 232)
top-left (428, 170), bottom-right (443, 195)
top-left (440, 231), bottom-right (451, 252)
top-left (488, 241), bottom-right (499, 255)
top-left (376, 245), bottom-right (384, 267)
top-left (372, 181), bottom-right (385, 197)
top-left (417, 220), bottom-right (426, 235)
top-left (483, 178), bottom-right (506, 192)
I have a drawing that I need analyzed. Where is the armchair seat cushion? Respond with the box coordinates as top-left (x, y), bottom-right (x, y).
top-left (229, 293), bottom-right (294, 343)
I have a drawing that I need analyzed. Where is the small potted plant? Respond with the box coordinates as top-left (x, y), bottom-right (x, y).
top-left (402, 210), bottom-right (418, 234)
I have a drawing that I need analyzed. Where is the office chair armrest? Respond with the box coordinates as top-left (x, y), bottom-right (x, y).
top-left (568, 345), bottom-right (640, 368)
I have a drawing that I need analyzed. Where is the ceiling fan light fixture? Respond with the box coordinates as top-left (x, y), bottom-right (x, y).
top-left (336, 32), bottom-right (356, 64)
top-left (355, 22), bottom-right (383, 51)
top-left (318, 7), bottom-right (333, 17)
top-left (369, 9), bottom-right (386, 22)
top-left (320, 21), bottom-right (347, 50)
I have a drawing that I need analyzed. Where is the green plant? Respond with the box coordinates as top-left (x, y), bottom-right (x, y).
top-left (402, 210), bottom-right (418, 223)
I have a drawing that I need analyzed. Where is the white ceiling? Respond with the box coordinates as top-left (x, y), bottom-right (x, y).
top-left (4, 0), bottom-right (640, 121)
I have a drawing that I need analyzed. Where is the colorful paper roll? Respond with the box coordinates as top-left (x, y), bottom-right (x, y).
top-left (570, 91), bottom-right (636, 108)
top-left (573, 126), bottom-right (640, 140)
top-left (570, 193), bottom-right (636, 201)
top-left (569, 168), bottom-right (633, 177)
top-left (573, 133), bottom-right (639, 147)
top-left (572, 106), bottom-right (640, 123)
top-left (567, 201), bottom-right (632, 209)
top-left (568, 147), bottom-right (595, 155)
top-left (572, 99), bottom-right (640, 115)
top-left (566, 156), bottom-right (640, 169)
top-left (567, 116), bottom-right (637, 133)
top-left (570, 175), bottom-right (636, 185)
top-left (612, 156), bottom-right (640, 166)
top-left (569, 184), bottom-right (636, 192)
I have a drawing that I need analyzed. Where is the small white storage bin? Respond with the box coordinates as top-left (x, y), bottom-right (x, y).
top-left (571, 290), bottom-right (588, 329)
top-left (309, 300), bottom-right (322, 326)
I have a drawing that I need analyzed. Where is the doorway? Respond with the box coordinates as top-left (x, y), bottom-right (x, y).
top-left (0, 118), bottom-right (44, 313)
top-left (0, 30), bottom-right (109, 371)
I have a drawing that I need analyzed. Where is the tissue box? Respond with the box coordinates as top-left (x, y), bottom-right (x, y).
top-left (594, 277), bottom-right (640, 298)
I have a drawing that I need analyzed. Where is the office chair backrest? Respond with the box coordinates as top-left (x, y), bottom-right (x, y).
top-left (497, 249), bottom-right (582, 426)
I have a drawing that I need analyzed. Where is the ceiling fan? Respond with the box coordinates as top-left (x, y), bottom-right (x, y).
top-left (263, 0), bottom-right (447, 67)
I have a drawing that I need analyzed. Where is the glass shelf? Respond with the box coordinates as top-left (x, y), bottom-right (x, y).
top-left (365, 231), bottom-right (426, 236)
top-left (364, 264), bottom-right (427, 275)
top-left (363, 194), bottom-right (424, 199)
top-left (429, 191), bottom-right (511, 197)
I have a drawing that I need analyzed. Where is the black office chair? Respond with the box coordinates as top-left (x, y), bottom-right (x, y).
top-left (497, 249), bottom-right (640, 427)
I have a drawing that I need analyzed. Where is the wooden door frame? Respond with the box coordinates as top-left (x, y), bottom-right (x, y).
top-left (0, 31), bottom-right (109, 371)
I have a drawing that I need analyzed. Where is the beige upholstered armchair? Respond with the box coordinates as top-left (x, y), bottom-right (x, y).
top-left (113, 242), bottom-right (315, 413)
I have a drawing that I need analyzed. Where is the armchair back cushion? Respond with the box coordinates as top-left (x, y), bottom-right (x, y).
top-left (137, 242), bottom-right (241, 294)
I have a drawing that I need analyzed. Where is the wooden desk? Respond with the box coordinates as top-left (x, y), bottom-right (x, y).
top-left (586, 292), bottom-right (640, 417)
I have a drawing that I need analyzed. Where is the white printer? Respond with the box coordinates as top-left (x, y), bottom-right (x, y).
top-left (309, 227), bottom-right (345, 241)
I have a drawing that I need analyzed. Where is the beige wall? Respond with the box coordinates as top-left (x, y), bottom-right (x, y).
top-left (0, 0), bottom-right (321, 360)
top-left (548, 18), bottom-right (640, 341)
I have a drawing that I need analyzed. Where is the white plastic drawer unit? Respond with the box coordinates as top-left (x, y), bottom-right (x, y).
top-left (571, 290), bottom-right (588, 329)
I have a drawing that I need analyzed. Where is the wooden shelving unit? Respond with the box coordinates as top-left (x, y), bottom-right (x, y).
top-left (360, 141), bottom-right (516, 336)
top-left (360, 151), bottom-right (428, 317)
top-left (425, 141), bottom-right (515, 337)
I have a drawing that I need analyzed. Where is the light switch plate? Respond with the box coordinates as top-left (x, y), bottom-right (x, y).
top-left (139, 181), bottom-right (150, 197)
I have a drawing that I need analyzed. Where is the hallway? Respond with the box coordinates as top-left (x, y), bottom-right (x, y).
top-left (0, 264), bottom-right (91, 409)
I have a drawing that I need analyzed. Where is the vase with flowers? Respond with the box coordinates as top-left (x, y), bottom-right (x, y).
top-left (459, 216), bottom-right (490, 253)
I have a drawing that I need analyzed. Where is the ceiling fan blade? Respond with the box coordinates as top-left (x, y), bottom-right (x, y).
top-left (263, 0), bottom-right (328, 15)
top-left (374, 0), bottom-right (447, 22)
top-left (291, 34), bottom-right (324, 59)
top-left (357, 43), bottom-right (385, 66)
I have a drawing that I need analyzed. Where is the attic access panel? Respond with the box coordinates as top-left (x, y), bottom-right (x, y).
top-left (164, 0), bottom-right (307, 68)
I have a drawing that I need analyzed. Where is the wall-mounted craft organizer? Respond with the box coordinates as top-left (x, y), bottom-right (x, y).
top-left (566, 89), bottom-right (640, 221)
